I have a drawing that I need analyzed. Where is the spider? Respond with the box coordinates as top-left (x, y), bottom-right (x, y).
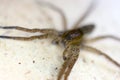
top-left (0, 1), bottom-right (120, 80)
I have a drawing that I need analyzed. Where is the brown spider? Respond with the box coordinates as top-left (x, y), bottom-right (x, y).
top-left (0, 1), bottom-right (120, 80)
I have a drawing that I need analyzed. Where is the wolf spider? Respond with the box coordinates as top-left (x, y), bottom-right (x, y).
top-left (0, 1), bottom-right (120, 80)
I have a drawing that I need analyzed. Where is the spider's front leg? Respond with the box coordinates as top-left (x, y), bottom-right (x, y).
top-left (64, 52), bottom-right (79, 80)
top-left (0, 26), bottom-right (59, 41)
top-left (0, 26), bottom-right (57, 33)
top-left (0, 34), bottom-right (49, 41)
top-left (58, 45), bottom-right (80, 80)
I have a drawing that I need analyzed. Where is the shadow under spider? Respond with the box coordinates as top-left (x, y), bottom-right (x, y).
top-left (0, 0), bottom-right (120, 80)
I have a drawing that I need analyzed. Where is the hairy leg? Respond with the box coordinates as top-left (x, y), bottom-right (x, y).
top-left (57, 60), bottom-right (68, 80)
top-left (82, 45), bottom-right (120, 68)
top-left (58, 45), bottom-right (79, 80)
top-left (36, 1), bottom-right (67, 30)
top-left (0, 34), bottom-right (48, 41)
top-left (0, 26), bottom-right (57, 34)
top-left (57, 46), bottom-right (71, 80)
top-left (84, 35), bottom-right (120, 43)
top-left (64, 54), bottom-right (79, 80)
top-left (58, 45), bottom-right (80, 80)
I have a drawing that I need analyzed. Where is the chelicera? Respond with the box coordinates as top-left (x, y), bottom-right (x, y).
top-left (0, 1), bottom-right (120, 80)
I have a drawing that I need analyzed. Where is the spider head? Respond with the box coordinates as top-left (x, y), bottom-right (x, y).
top-left (59, 24), bottom-right (95, 46)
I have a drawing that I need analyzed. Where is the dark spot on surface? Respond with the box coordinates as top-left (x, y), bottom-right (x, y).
top-left (93, 76), bottom-right (96, 80)
top-left (82, 58), bottom-right (86, 63)
top-left (24, 70), bottom-right (31, 75)
top-left (20, 46), bottom-right (23, 48)
top-left (41, 41), bottom-right (45, 44)
top-left (55, 67), bottom-right (58, 70)
top-left (4, 53), bottom-right (8, 56)
top-left (91, 60), bottom-right (94, 63)
top-left (18, 62), bottom-right (21, 64)
top-left (51, 74), bottom-right (54, 77)
top-left (42, 58), bottom-right (45, 60)
top-left (33, 60), bottom-right (35, 63)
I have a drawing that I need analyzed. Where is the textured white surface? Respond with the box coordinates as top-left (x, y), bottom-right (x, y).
top-left (0, 0), bottom-right (120, 80)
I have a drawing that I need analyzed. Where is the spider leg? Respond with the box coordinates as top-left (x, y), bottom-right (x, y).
top-left (57, 46), bottom-right (71, 80)
top-left (57, 60), bottom-right (68, 80)
top-left (57, 45), bottom-right (80, 80)
top-left (72, 0), bottom-right (95, 29)
top-left (36, 1), bottom-right (67, 30)
top-left (0, 26), bottom-right (57, 34)
top-left (84, 35), bottom-right (120, 43)
top-left (0, 34), bottom-right (48, 41)
top-left (64, 53), bottom-right (79, 80)
top-left (82, 45), bottom-right (120, 68)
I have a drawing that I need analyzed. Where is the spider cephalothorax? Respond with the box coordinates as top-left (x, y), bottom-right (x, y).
top-left (60, 24), bottom-right (94, 46)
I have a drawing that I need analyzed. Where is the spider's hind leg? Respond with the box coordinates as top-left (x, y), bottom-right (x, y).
top-left (82, 45), bottom-right (120, 68)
